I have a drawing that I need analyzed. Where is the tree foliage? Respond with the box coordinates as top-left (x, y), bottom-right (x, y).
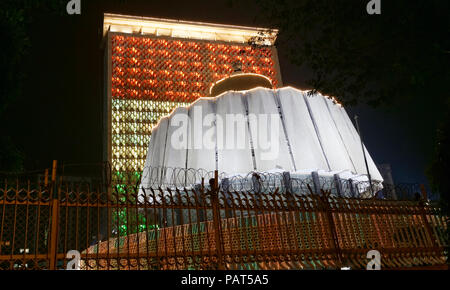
top-left (427, 102), bottom-right (450, 211)
top-left (0, 0), bottom-right (66, 170)
top-left (248, 0), bottom-right (449, 207)
top-left (251, 0), bottom-right (449, 107)
top-left (0, 0), bottom-right (67, 112)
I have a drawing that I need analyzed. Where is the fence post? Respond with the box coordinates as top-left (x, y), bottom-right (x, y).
top-left (319, 189), bottom-right (343, 269)
top-left (210, 170), bottom-right (225, 270)
top-left (311, 171), bottom-right (320, 194)
top-left (44, 169), bottom-right (49, 187)
top-left (349, 179), bottom-right (356, 198)
top-left (48, 160), bottom-right (60, 270)
top-left (333, 174), bottom-right (342, 197)
top-left (419, 184), bottom-right (438, 248)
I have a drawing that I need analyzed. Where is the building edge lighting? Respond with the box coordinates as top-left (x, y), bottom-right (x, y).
top-left (103, 13), bottom-right (278, 45)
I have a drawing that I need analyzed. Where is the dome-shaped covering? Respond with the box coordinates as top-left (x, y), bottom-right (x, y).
top-left (140, 87), bottom-right (383, 197)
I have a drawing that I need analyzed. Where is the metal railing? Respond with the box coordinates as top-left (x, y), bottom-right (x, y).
top-left (0, 163), bottom-right (447, 270)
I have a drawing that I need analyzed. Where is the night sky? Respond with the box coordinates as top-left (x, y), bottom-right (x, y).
top-left (3, 0), bottom-right (438, 186)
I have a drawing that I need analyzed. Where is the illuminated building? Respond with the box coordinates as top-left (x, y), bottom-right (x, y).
top-left (103, 14), bottom-right (282, 175)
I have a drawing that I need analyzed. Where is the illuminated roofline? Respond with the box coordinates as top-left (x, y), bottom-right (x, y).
top-left (103, 13), bottom-right (278, 45)
top-left (280, 86), bottom-right (343, 107)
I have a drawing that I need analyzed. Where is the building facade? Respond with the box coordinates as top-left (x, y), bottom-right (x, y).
top-left (103, 14), bottom-right (282, 175)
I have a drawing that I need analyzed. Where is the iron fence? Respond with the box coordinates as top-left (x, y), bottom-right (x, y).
top-left (0, 168), bottom-right (447, 270)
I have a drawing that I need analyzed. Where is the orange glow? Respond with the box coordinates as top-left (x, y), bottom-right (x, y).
top-left (111, 35), bottom-right (278, 103)
top-left (110, 33), bottom-right (280, 172)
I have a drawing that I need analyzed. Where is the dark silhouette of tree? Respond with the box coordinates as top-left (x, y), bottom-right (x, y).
top-left (250, 0), bottom-right (449, 106)
top-left (427, 107), bottom-right (450, 209)
top-left (0, 1), bottom-right (67, 171)
top-left (0, 0), bottom-right (129, 171)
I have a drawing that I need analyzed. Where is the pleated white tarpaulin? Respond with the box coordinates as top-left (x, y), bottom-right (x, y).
top-left (140, 87), bottom-right (383, 192)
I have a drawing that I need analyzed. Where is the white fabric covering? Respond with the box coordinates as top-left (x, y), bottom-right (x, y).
top-left (245, 88), bottom-right (294, 172)
top-left (305, 94), bottom-right (354, 171)
top-left (277, 87), bottom-right (329, 171)
top-left (216, 92), bottom-right (254, 174)
top-left (338, 105), bottom-right (383, 181)
top-left (186, 98), bottom-right (216, 173)
top-left (163, 106), bottom-right (189, 185)
top-left (140, 87), bottom-right (383, 191)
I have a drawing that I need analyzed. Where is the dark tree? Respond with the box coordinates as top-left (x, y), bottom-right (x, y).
top-left (0, 0), bottom-right (66, 171)
top-left (427, 107), bottom-right (450, 210)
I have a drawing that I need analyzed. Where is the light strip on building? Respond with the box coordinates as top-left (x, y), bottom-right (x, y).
top-left (104, 13), bottom-right (278, 45)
